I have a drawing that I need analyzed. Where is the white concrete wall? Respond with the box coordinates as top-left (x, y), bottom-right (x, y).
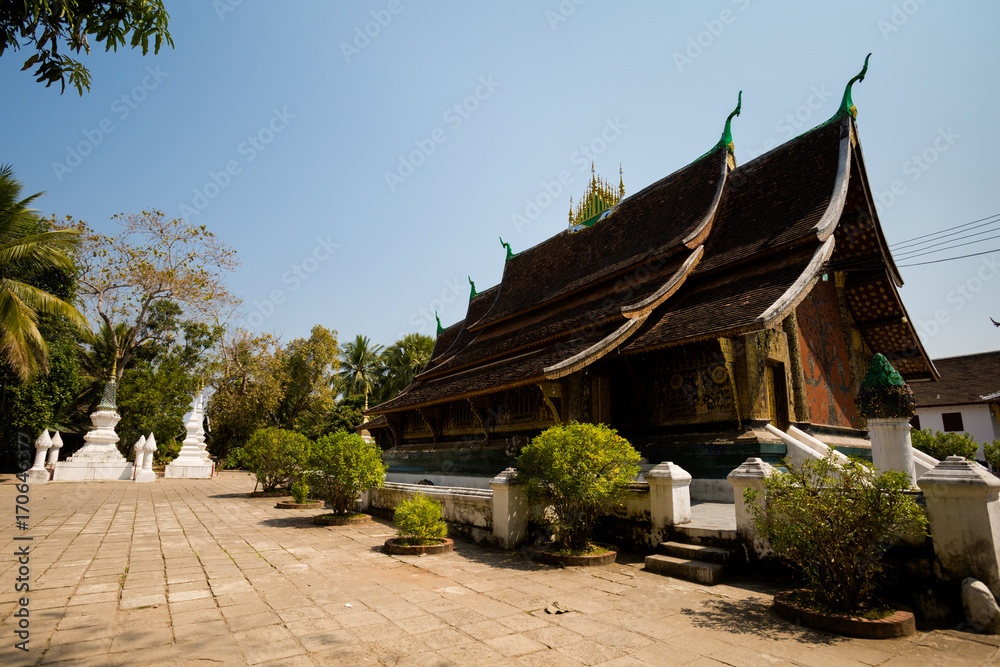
top-left (916, 404), bottom-right (1000, 459)
top-left (368, 482), bottom-right (493, 530)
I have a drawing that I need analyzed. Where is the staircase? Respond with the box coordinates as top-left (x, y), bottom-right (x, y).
top-left (644, 502), bottom-right (741, 586)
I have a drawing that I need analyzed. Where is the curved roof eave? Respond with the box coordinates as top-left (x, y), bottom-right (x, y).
top-left (811, 116), bottom-right (852, 243)
top-left (756, 235), bottom-right (836, 327)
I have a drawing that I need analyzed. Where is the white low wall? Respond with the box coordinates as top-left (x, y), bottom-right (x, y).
top-left (367, 482), bottom-right (494, 544)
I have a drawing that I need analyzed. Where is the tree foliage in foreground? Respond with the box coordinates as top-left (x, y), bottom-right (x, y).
top-left (747, 455), bottom-right (927, 615)
top-left (0, 1), bottom-right (173, 94)
top-left (516, 421), bottom-right (641, 551)
top-left (305, 430), bottom-right (386, 515)
top-left (243, 427), bottom-right (310, 492)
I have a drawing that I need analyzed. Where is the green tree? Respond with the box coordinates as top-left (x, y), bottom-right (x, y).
top-left (0, 165), bottom-right (86, 381)
top-left (374, 333), bottom-right (433, 402)
top-left (910, 428), bottom-right (978, 461)
top-left (305, 430), bottom-right (386, 515)
top-left (207, 330), bottom-right (287, 458)
top-left (319, 394), bottom-right (366, 436)
top-left (516, 421), bottom-right (641, 551)
top-left (58, 210), bottom-right (239, 384)
top-left (338, 334), bottom-right (383, 409)
top-left (747, 455), bottom-right (927, 615)
top-left (243, 427), bottom-right (310, 492)
top-left (277, 325), bottom-right (338, 435)
top-left (984, 440), bottom-right (1000, 471)
top-left (0, 1), bottom-right (173, 94)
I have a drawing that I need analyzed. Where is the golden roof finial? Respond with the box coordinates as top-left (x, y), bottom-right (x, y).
top-left (619, 164), bottom-right (625, 200)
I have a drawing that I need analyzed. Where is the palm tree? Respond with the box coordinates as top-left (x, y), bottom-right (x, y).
top-left (0, 165), bottom-right (86, 380)
top-left (337, 334), bottom-right (383, 409)
top-left (377, 333), bottom-right (434, 402)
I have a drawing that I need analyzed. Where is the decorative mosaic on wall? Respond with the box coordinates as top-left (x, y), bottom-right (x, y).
top-left (629, 342), bottom-right (736, 427)
top-left (795, 280), bottom-right (858, 428)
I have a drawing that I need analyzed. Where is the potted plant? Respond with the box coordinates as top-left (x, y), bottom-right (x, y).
top-left (746, 454), bottom-right (928, 638)
top-left (243, 427), bottom-right (311, 497)
top-left (384, 493), bottom-right (453, 554)
top-left (275, 478), bottom-right (323, 509)
top-left (515, 421), bottom-right (640, 566)
top-left (306, 430), bottom-right (386, 525)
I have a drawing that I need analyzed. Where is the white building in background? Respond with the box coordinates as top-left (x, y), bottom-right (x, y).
top-left (910, 350), bottom-right (1000, 461)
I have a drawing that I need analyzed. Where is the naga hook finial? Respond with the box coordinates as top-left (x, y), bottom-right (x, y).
top-left (435, 310), bottom-right (444, 336)
top-left (468, 276), bottom-right (478, 299)
top-left (838, 53), bottom-right (871, 119)
top-left (499, 236), bottom-right (514, 261)
top-left (721, 90), bottom-right (742, 152)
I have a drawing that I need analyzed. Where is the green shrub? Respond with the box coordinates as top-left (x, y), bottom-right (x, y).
top-left (516, 421), bottom-right (641, 551)
top-left (747, 455), bottom-right (927, 615)
top-left (290, 478), bottom-right (310, 503)
top-left (984, 440), bottom-right (1000, 470)
top-left (910, 429), bottom-right (978, 460)
top-left (393, 493), bottom-right (447, 544)
top-left (244, 427), bottom-right (311, 492)
top-left (220, 446), bottom-right (248, 470)
top-left (305, 430), bottom-right (386, 515)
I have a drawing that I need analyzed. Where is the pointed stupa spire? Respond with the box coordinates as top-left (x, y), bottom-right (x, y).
top-left (837, 53), bottom-right (871, 120)
top-left (619, 164), bottom-right (625, 199)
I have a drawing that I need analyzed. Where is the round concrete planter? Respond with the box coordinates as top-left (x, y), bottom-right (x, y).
top-left (773, 591), bottom-right (916, 639)
top-left (313, 513), bottom-right (373, 526)
top-left (383, 538), bottom-right (454, 555)
top-left (275, 500), bottom-right (324, 509)
top-left (525, 544), bottom-right (617, 567)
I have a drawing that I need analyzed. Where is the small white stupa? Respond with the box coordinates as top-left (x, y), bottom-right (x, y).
top-left (53, 375), bottom-right (133, 481)
top-left (164, 390), bottom-right (213, 479)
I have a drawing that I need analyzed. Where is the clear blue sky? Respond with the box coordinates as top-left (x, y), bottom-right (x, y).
top-left (2, 1), bottom-right (998, 360)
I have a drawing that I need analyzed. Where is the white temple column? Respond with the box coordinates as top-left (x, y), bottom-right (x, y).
top-left (136, 433), bottom-right (157, 483)
top-left (26, 431), bottom-right (52, 484)
top-left (868, 417), bottom-right (917, 486)
top-left (646, 462), bottom-right (692, 540)
top-left (46, 432), bottom-right (63, 466)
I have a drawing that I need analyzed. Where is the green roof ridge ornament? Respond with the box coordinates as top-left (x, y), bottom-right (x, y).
top-left (838, 53), bottom-right (871, 120)
top-left (721, 90), bottom-right (742, 153)
top-left (468, 276), bottom-right (478, 299)
top-left (855, 352), bottom-right (915, 419)
top-left (499, 236), bottom-right (515, 261)
top-left (435, 310), bottom-right (444, 336)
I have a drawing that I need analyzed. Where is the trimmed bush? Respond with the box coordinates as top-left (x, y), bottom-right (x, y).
top-left (305, 430), bottom-right (386, 515)
top-left (516, 421), bottom-right (641, 551)
top-left (393, 493), bottom-right (447, 545)
top-left (747, 455), bottom-right (927, 615)
top-left (290, 478), bottom-right (310, 503)
top-left (244, 427), bottom-right (311, 492)
top-left (910, 429), bottom-right (978, 461)
top-left (984, 440), bottom-right (1000, 470)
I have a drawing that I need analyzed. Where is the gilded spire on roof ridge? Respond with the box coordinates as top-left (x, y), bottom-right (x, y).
top-left (569, 164), bottom-right (624, 229)
top-left (837, 53), bottom-right (871, 120)
top-left (619, 164), bottom-right (625, 199)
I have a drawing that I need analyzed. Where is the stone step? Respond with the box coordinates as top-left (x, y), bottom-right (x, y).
top-left (673, 524), bottom-right (738, 543)
top-left (658, 541), bottom-right (737, 565)
top-left (644, 554), bottom-right (725, 586)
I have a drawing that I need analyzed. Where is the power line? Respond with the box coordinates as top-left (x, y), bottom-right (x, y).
top-left (890, 212), bottom-right (1000, 248)
top-left (892, 219), bottom-right (1000, 254)
top-left (897, 247), bottom-right (1000, 267)
top-left (894, 232), bottom-right (1000, 260)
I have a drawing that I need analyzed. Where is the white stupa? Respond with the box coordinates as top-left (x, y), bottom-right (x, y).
top-left (164, 391), bottom-right (213, 478)
top-left (53, 377), bottom-right (133, 481)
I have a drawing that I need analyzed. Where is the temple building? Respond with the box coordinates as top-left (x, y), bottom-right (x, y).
top-left (365, 58), bottom-right (938, 493)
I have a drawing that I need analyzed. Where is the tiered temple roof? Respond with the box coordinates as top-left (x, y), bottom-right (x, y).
top-left (370, 63), bottom-right (937, 417)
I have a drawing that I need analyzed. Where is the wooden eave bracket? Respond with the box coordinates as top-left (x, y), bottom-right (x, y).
top-left (537, 382), bottom-right (562, 423)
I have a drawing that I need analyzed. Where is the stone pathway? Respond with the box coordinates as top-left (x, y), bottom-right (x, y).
top-left (1, 472), bottom-right (998, 666)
